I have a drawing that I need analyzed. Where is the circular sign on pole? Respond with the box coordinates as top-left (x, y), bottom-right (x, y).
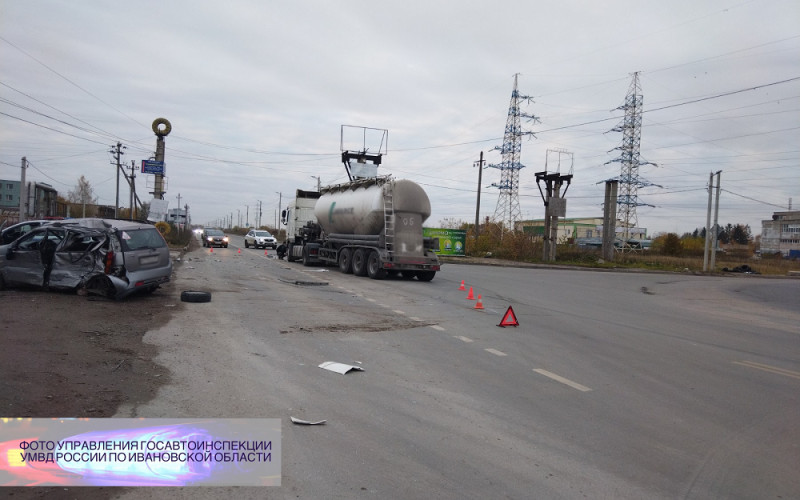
top-left (152, 118), bottom-right (172, 137)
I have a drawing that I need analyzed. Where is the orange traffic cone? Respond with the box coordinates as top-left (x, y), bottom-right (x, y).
top-left (466, 287), bottom-right (475, 300)
top-left (474, 295), bottom-right (484, 310)
top-left (209, 247), bottom-right (213, 253)
top-left (459, 280), bottom-right (466, 291)
top-left (238, 248), bottom-right (241, 254)
top-left (264, 248), bottom-right (268, 257)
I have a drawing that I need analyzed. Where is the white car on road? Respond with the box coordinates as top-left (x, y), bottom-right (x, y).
top-left (244, 229), bottom-right (277, 249)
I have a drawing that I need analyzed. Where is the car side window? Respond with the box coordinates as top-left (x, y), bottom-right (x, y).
top-left (15, 231), bottom-right (44, 251)
top-left (62, 232), bottom-right (103, 252)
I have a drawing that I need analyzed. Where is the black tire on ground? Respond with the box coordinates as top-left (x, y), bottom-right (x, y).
top-left (338, 248), bottom-right (353, 274)
top-left (302, 246), bottom-right (312, 266)
top-left (400, 271), bottom-right (416, 280)
top-left (0, 273), bottom-right (6, 291)
top-left (180, 290), bottom-right (211, 303)
top-left (366, 250), bottom-right (387, 280)
top-left (224, 244), bottom-right (228, 248)
top-left (244, 240), bottom-right (249, 248)
top-left (352, 248), bottom-right (368, 276)
top-left (416, 271), bottom-right (436, 282)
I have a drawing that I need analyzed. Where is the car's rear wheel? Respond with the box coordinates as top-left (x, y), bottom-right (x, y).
top-left (244, 240), bottom-right (249, 248)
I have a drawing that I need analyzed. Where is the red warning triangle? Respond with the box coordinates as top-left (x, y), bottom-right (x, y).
top-left (498, 306), bottom-right (519, 327)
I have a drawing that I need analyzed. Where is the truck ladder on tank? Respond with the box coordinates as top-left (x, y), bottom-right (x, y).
top-left (383, 181), bottom-right (395, 253)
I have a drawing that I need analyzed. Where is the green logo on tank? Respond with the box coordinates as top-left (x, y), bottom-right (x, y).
top-left (328, 202), bottom-right (336, 224)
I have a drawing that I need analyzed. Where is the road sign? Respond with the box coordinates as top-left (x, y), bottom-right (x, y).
top-left (141, 160), bottom-right (165, 174)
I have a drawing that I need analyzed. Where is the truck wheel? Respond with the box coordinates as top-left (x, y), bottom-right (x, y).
top-left (352, 248), bottom-right (368, 276)
top-left (302, 246), bottom-right (312, 266)
top-left (367, 250), bottom-right (387, 279)
top-left (287, 244), bottom-right (297, 262)
top-left (416, 271), bottom-right (436, 282)
top-left (338, 248), bottom-right (353, 274)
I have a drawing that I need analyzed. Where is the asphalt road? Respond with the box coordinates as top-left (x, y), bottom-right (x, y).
top-left (115, 234), bottom-right (800, 499)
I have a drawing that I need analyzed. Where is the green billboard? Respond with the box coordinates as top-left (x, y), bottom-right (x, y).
top-left (424, 228), bottom-right (466, 256)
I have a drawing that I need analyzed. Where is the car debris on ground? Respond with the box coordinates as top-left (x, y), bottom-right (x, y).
top-left (318, 361), bottom-right (364, 375)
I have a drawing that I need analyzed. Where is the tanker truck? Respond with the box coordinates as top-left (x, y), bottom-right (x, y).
top-left (281, 176), bottom-right (440, 280)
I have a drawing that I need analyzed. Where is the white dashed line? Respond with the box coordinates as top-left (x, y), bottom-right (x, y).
top-left (484, 348), bottom-right (507, 357)
top-left (430, 325), bottom-right (445, 331)
top-left (393, 310), bottom-right (405, 315)
top-left (533, 369), bottom-right (592, 392)
top-left (454, 336), bottom-right (473, 343)
top-left (410, 316), bottom-right (422, 321)
top-left (366, 298), bottom-right (376, 302)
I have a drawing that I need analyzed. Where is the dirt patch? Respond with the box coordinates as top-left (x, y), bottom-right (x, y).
top-left (0, 265), bottom-right (182, 498)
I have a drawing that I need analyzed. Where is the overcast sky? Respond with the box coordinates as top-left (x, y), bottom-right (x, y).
top-left (1, 0), bottom-right (798, 236)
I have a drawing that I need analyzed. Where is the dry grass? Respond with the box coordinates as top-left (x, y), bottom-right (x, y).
top-left (611, 252), bottom-right (797, 275)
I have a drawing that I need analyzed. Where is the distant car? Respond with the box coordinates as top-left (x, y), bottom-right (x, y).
top-left (1, 220), bottom-right (57, 245)
top-left (0, 218), bottom-right (172, 299)
top-left (243, 229), bottom-right (277, 249)
top-left (202, 228), bottom-right (228, 248)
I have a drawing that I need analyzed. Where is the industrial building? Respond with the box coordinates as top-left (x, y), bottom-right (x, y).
top-left (514, 217), bottom-right (648, 243)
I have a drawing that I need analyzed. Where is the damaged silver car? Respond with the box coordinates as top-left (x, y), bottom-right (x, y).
top-left (0, 219), bottom-right (172, 299)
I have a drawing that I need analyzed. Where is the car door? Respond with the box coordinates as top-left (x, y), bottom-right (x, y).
top-left (47, 228), bottom-right (107, 289)
top-left (2, 227), bottom-right (65, 287)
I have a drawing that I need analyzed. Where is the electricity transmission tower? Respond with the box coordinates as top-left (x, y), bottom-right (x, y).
top-left (605, 72), bottom-right (658, 249)
top-left (489, 74), bottom-right (539, 231)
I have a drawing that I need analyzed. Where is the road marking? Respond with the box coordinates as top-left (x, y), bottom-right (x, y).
top-left (430, 325), bottom-right (445, 331)
top-left (393, 310), bottom-right (405, 315)
top-left (733, 360), bottom-right (800, 380)
top-left (410, 316), bottom-right (422, 321)
top-left (454, 336), bottom-right (473, 343)
top-left (366, 298), bottom-right (376, 302)
top-left (485, 348), bottom-right (507, 357)
top-left (533, 369), bottom-right (592, 392)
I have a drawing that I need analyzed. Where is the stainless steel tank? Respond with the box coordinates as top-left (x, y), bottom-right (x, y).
top-left (314, 179), bottom-right (431, 236)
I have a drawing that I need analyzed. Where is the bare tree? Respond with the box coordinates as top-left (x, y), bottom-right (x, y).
top-left (67, 175), bottom-right (98, 217)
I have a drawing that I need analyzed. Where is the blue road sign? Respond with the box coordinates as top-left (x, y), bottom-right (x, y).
top-left (142, 160), bottom-right (165, 174)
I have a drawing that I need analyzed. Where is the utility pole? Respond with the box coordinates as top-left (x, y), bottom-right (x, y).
top-left (19, 157), bottom-right (27, 222)
top-left (246, 205), bottom-right (249, 227)
top-left (311, 176), bottom-right (321, 191)
top-left (602, 180), bottom-right (619, 261)
top-left (710, 171), bottom-right (722, 272)
top-left (703, 171), bottom-right (722, 273)
top-left (474, 151), bottom-right (484, 238)
top-left (176, 193), bottom-right (182, 230)
top-left (275, 192), bottom-right (282, 228)
top-left (128, 160), bottom-right (136, 220)
top-left (536, 170), bottom-right (572, 262)
top-left (257, 200), bottom-right (263, 229)
top-left (151, 119), bottom-right (171, 200)
top-left (110, 142), bottom-right (126, 218)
